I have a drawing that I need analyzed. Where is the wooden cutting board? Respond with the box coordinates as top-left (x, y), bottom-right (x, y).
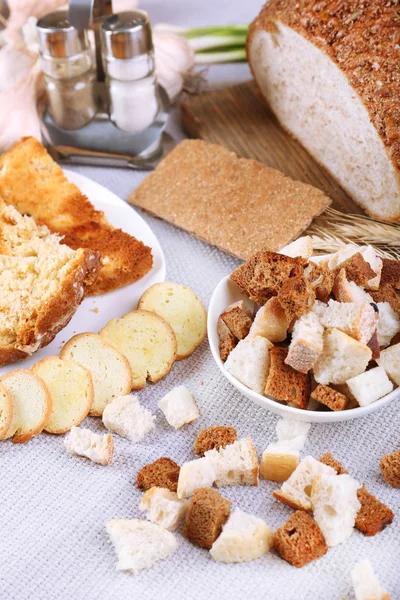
top-left (181, 80), bottom-right (363, 215)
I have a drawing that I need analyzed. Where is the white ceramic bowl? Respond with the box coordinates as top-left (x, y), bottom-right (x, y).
top-left (208, 275), bottom-right (400, 423)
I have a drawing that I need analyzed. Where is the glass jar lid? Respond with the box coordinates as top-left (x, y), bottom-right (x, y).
top-left (101, 11), bottom-right (153, 60)
top-left (37, 11), bottom-right (89, 58)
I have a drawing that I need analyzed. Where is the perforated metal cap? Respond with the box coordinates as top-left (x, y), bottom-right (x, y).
top-left (36, 11), bottom-right (89, 58)
top-left (100, 11), bottom-right (153, 59)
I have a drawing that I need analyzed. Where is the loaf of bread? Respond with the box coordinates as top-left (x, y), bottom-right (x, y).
top-left (0, 200), bottom-right (100, 366)
top-left (0, 137), bottom-right (153, 294)
top-left (247, 1), bottom-right (400, 222)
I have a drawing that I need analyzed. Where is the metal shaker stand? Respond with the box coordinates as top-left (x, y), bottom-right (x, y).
top-left (39, 0), bottom-right (171, 170)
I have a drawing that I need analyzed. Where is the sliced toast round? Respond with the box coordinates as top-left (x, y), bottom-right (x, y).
top-left (60, 333), bottom-right (133, 417)
top-left (1, 370), bottom-right (52, 443)
top-left (99, 310), bottom-right (177, 390)
top-left (138, 283), bottom-right (207, 359)
top-left (32, 357), bottom-right (93, 434)
top-left (0, 382), bottom-right (13, 440)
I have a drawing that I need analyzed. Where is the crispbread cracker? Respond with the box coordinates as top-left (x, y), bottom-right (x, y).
top-left (129, 140), bottom-right (330, 259)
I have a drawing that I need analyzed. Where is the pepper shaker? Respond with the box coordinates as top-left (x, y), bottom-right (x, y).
top-left (100, 11), bottom-right (160, 135)
top-left (37, 11), bottom-right (97, 130)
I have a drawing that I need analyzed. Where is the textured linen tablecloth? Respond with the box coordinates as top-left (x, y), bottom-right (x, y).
top-left (1, 1), bottom-right (399, 598)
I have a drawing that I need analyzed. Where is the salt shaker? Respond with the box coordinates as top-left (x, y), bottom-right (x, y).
top-left (100, 11), bottom-right (160, 135)
top-left (37, 11), bottom-right (97, 130)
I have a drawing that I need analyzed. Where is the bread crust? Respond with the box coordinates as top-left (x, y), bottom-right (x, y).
top-left (1, 370), bottom-right (53, 443)
top-left (32, 357), bottom-right (94, 435)
top-left (0, 382), bottom-right (13, 440)
top-left (272, 489), bottom-right (310, 511)
top-left (248, 0), bottom-right (400, 222)
top-left (0, 137), bottom-right (153, 294)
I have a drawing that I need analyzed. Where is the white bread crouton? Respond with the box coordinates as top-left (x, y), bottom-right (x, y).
top-left (106, 519), bottom-right (178, 573)
top-left (64, 426), bottom-right (114, 465)
top-left (158, 385), bottom-right (199, 429)
top-left (321, 300), bottom-right (378, 344)
top-left (311, 473), bottom-right (361, 547)
top-left (102, 395), bottom-right (155, 442)
top-left (313, 329), bottom-right (372, 385)
top-left (333, 269), bottom-right (374, 304)
top-left (260, 441), bottom-right (300, 482)
top-left (279, 236), bottom-right (313, 259)
top-left (346, 367), bottom-right (394, 407)
top-left (205, 437), bottom-right (259, 488)
top-left (248, 298), bottom-right (288, 343)
top-left (210, 507), bottom-right (274, 563)
top-left (376, 302), bottom-right (400, 347)
top-left (177, 457), bottom-right (216, 499)
top-left (285, 310), bottom-right (324, 373)
top-left (328, 244), bottom-right (382, 290)
top-left (139, 487), bottom-right (188, 531)
top-left (60, 333), bottom-right (132, 417)
top-left (225, 335), bottom-right (272, 394)
top-left (378, 343), bottom-right (400, 386)
top-left (273, 456), bottom-right (336, 511)
top-left (276, 419), bottom-right (311, 443)
top-left (351, 559), bottom-right (391, 600)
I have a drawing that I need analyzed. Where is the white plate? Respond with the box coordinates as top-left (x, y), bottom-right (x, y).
top-left (0, 169), bottom-right (166, 377)
top-left (208, 275), bottom-right (400, 423)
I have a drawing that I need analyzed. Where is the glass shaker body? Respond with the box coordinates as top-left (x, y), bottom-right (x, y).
top-left (103, 51), bottom-right (159, 135)
top-left (40, 48), bottom-right (97, 130)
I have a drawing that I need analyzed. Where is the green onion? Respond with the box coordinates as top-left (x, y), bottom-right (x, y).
top-left (154, 23), bottom-right (249, 64)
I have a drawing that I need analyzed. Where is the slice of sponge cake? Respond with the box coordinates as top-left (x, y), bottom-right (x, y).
top-left (0, 137), bottom-right (153, 295)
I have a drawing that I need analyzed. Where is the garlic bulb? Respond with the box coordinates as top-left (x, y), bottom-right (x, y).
top-left (5, 0), bottom-right (66, 39)
top-left (0, 61), bottom-right (43, 152)
top-left (153, 31), bottom-right (195, 102)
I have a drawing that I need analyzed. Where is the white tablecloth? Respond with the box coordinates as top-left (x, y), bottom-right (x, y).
top-left (1, 1), bottom-right (399, 598)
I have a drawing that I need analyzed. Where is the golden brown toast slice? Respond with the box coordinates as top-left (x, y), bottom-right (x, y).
top-left (0, 137), bottom-right (153, 295)
top-left (0, 200), bottom-right (100, 366)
